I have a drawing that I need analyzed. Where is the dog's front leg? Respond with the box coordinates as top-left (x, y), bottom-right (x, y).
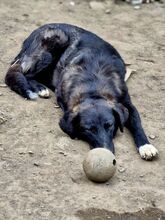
top-left (123, 94), bottom-right (158, 160)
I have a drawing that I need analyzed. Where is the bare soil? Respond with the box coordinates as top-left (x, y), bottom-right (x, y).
top-left (0, 0), bottom-right (165, 219)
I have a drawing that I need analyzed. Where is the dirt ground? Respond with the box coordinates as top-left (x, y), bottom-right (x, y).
top-left (0, 0), bottom-right (165, 219)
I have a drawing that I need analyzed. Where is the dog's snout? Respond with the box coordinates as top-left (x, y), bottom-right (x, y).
top-left (103, 143), bottom-right (115, 154)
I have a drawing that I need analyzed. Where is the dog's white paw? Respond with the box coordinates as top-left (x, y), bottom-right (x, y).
top-left (27, 90), bottom-right (38, 100)
top-left (139, 144), bottom-right (158, 160)
top-left (38, 88), bottom-right (50, 98)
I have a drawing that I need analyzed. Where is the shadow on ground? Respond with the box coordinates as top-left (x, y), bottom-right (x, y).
top-left (76, 207), bottom-right (165, 220)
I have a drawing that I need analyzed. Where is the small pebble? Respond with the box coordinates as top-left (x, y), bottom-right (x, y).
top-left (54, 105), bottom-right (60, 108)
top-left (149, 135), bottom-right (156, 140)
top-left (70, 1), bottom-right (75, 6)
top-left (133, 5), bottom-right (141, 9)
top-left (0, 116), bottom-right (7, 124)
top-left (118, 167), bottom-right (126, 173)
top-left (33, 162), bottom-right (40, 166)
top-left (105, 9), bottom-right (111, 14)
top-left (27, 210), bottom-right (32, 215)
top-left (59, 151), bottom-right (68, 156)
top-left (70, 176), bottom-right (77, 183)
top-left (0, 92), bottom-right (3, 96)
top-left (28, 151), bottom-right (34, 155)
top-left (151, 200), bottom-right (156, 207)
top-left (22, 13), bottom-right (29, 17)
top-left (44, 162), bottom-right (52, 166)
top-left (18, 151), bottom-right (26, 155)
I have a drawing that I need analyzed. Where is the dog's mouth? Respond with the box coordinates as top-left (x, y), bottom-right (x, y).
top-left (89, 145), bottom-right (115, 154)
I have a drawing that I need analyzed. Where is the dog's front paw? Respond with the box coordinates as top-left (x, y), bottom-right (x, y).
top-left (38, 88), bottom-right (50, 98)
top-left (139, 144), bottom-right (158, 160)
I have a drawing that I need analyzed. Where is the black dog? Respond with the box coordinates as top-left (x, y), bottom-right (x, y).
top-left (5, 23), bottom-right (158, 160)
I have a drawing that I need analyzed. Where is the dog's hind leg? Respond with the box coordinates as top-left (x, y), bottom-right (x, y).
top-left (5, 51), bottom-right (53, 100)
top-left (5, 27), bottom-right (69, 99)
top-left (5, 61), bottom-right (38, 100)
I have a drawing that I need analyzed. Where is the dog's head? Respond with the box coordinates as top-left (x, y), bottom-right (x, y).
top-left (59, 98), bottom-right (128, 153)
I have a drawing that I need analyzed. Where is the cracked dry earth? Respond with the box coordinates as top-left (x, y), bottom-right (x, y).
top-left (0, 0), bottom-right (165, 219)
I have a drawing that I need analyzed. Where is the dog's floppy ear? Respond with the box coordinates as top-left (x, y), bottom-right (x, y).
top-left (59, 111), bottom-right (79, 139)
top-left (113, 103), bottom-right (129, 132)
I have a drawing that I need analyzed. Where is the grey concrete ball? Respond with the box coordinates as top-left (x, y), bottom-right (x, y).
top-left (83, 148), bottom-right (117, 183)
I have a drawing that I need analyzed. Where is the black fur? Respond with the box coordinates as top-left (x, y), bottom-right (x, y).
top-left (5, 23), bottom-right (153, 156)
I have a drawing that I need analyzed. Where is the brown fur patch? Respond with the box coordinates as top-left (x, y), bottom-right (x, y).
top-left (42, 28), bottom-right (69, 50)
top-left (101, 92), bottom-right (114, 101)
top-left (72, 104), bottom-right (80, 113)
top-left (8, 63), bottom-right (22, 73)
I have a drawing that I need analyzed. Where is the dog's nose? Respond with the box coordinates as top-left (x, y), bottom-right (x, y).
top-left (103, 144), bottom-right (115, 154)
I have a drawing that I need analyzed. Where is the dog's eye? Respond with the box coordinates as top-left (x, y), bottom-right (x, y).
top-left (104, 122), bottom-right (112, 130)
top-left (89, 126), bottom-right (97, 134)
